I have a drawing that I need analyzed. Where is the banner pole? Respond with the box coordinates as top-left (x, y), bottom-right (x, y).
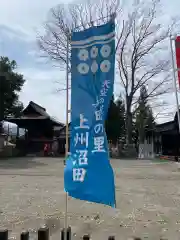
top-left (64, 29), bottom-right (70, 240)
top-left (170, 36), bottom-right (180, 134)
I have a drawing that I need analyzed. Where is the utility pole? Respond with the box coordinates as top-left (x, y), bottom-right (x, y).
top-left (0, 75), bottom-right (5, 134)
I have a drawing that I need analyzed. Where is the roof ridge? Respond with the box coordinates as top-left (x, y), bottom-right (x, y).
top-left (29, 101), bottom-right (46, 112)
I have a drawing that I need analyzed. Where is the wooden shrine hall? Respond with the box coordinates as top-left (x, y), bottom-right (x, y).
top-left (154, 111), bottom-right (180, 157)
top-left (6, 101), bottom-right (64, 156)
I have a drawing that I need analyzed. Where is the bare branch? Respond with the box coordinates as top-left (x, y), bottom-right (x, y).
top-left (37, 0), bottom-right (179, 143)
top-left (114, 0), bottom-right (179, 142)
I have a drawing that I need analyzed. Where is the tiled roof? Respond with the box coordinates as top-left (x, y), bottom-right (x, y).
top-left (6, 101), bottom-right (65, 127)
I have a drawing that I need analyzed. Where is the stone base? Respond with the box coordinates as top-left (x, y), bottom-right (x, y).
top-left (138, 143), bottom-right (154, 159)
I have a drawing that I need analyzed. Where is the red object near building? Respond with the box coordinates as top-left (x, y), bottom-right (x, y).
top-left (44, 143), bottom-right (50, 156)
top-left (175, 36), bottom-right (180, 87)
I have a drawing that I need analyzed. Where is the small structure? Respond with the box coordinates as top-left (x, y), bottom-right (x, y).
top-left (137, 110), bottom-right (180, 159)
top-left (142, 110), bottom-right (180, 158)
top-left (6, 101), bottom-right (64, 156)
top-left (154, 113), bottom-right (179, 156)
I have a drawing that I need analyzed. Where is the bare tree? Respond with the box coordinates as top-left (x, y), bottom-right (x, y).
top-left (38, 0), bottom-right (120, 71)
top-left (116, 0), bottom-right (176, 144)
top-left (38, 0), bottom-right (177, 145)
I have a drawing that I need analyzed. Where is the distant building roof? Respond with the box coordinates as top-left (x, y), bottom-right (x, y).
top-left (23, 101), bottom-right (49, 117)
top-left (155, 120), bottom-right (176, 133)
top-left (6, 101), bottom-right (65, 128)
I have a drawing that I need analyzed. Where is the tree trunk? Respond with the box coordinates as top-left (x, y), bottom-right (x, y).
top-left (0, 121), bottom-right (3, 134)
top-left (139, 126), bottom-right (145, 144)
top-left (125, 96), bottom-right (133, 144)
top-left (126, 110), bottom-right (133, 144)
top-left (124, 97), bottom-right (138, 158)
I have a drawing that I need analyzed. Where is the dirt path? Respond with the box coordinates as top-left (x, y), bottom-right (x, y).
top-left (0, 158), bottom-right (180, 239)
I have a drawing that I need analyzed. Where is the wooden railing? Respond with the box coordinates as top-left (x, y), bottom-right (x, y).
top-left (0, 226), bottom-right (142, 240)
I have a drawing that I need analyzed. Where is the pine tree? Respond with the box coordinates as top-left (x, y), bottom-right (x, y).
top-left (105, 95), bottom-right (125, 144)
top-left (135, 86), bottom-right (155, 144)
top-left (115, 96), bottom-right (126, 142)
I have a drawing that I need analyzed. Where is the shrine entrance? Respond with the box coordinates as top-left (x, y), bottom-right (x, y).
top-left (6, 101), bottom-right (64, 156)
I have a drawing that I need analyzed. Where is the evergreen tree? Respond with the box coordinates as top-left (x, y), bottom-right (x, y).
top-left (135, 85), bottom-right (155, 144)
top-left (0, 57), bottom-right (25, 133)
top-left (115, 96), bottom-right (126, 142)
top-left (105, 95), bottom-right (125, 144)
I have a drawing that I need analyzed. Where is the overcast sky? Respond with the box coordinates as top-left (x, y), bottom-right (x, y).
top-left (0, 0), bottom-right (180, 124)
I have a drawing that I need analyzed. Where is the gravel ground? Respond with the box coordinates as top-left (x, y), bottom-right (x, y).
top-left (0, 157), bottom-right (180, 239)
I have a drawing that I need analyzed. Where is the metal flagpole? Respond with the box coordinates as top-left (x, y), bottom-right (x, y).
top-left (170, 36), bottom-right (180, 133)
top-left (64, 28), bottom-right (70, 240)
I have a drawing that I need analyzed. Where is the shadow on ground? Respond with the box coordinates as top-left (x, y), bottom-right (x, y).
top-left (0, 157), bottom-right (47, 169)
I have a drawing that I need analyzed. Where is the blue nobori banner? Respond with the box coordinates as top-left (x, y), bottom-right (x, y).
top-left (64, 19), bottom-right (116, 207)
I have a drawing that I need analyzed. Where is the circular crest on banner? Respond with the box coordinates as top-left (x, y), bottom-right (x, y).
top-left (100, 60), bottom-right (111, 73)
top-left (100, 44), bottom-right (111, 58)
top-left (90, 46), bottom-right (98, 59)
top-left (91, 60), bottom-right (98, 74)
top-left (78, 49), bottom-right (89, 61)
top-left (77, 63), bottom-right (89, 74)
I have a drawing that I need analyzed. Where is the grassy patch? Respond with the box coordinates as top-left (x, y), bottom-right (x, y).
top-left (151, 158), bottom-right (171, 163)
